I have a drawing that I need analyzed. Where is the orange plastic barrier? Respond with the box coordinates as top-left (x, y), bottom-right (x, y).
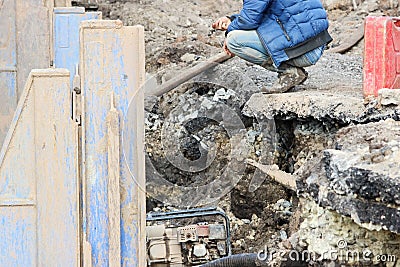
top-left (363, 16), bottom-right (400, 96)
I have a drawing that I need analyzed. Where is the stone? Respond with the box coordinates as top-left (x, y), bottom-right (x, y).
top-left (280, 230), bottom-right (288, 240)
top-left (378, 88), bottom-right (400, 106)
top-left (242, 219), bottom-right (251, 224)
top-left (180, 53), bottom-right (197, 64)
top-left (213, 88), bottom-right (237, 101)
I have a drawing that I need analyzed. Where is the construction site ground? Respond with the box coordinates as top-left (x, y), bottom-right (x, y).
top-left (96, 0), bottom-right (400, 265)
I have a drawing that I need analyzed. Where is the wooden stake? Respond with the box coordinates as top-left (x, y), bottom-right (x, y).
top-left (246, 159), bottom-right (297, 190)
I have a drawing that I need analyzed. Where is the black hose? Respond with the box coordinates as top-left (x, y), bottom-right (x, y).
top-left (199, 253), bottom-right (264, 267)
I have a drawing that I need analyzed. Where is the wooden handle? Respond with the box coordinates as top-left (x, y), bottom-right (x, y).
top-left (145, 52), bottom-right (232, 97)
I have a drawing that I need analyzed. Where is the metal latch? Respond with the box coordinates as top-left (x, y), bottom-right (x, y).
top-left (72, 64), bottom-right (82, 126)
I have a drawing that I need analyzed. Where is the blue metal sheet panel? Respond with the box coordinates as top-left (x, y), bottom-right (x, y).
top-left (33, 69), bottom-right (79, 266)
top-left (0, 206), bottom-right (36, 266)
top-left (82, 34), bottom-right (111, 267)
top-left (118, 27), bottom-right (146, 267)
top-left (0, 0), bottom-right (18, 148)
top-left (54, 7), bottom-right (101, 89)
top-left (0, 71), bottom-right (17, 148)
top-left (15, 0), bottom-right (50, 98)
top-left (80, 20), bottom-right (145, 266)
top-left (0, 72), bottom-right (35, 201)
top-left (0, 0), bottom-right (17, 68)
top-left (0, 69), bottom-right (79, 267)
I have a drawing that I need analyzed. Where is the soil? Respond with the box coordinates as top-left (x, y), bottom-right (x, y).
top-left (95, 0), bottom-right (400, 262)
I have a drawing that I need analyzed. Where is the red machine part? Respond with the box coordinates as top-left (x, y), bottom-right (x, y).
top-left (363, 16), bottom-right (400, 96)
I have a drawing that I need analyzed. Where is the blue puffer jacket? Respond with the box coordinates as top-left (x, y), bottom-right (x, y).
top-left (227, 0), bottom-right (330, 67)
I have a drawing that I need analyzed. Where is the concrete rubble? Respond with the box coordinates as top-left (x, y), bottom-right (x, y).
top-left (243, 86), bottom-right (400, 265)
top-left (294, 200), bottom-right (400, 266)
top-left (379, 88), bottom-right (400, 107)
top-left (244, 82), bottom-right (400, 263)
top-left (298, 119), bottom-right (400, 232)
top-left (96, 0), bottom-right (400, 265)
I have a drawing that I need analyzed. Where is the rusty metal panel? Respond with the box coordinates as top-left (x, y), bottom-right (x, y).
top-left (0, 69), bottom-right (79, 266)
top-left (80, 20), bottom-right (146, 266)
top-left (54, 7), bottom-right (101, 89)
top-left (16, 0), bottom-right (50, 98)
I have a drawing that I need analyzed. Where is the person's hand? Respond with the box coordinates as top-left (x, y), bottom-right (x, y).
top-left (223, 39), bottom-right (234, 57)
top-left (212, 17), bottom-right (231, 31)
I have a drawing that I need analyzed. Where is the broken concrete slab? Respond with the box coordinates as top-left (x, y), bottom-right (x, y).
top-left (298, 119), bottom-right (400, 233)
top-left (243, 91), bottom-right (365, 124)
top-left (243, 91), bottom-right (400, 125)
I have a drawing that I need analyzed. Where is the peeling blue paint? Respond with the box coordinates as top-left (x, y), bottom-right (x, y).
top-left (82, 24), bottom-right (143, 266)
top-left (0, 71), bottom-right (79, 266)
top-left (0, 207), bottom-right (36, 266)
top-left (54, 15), bottom-right (143, 265)
top-left (113, 35), bottom-right (142, 266)
top-left (54, 7), bottom-right (101, 91)
top-left (53, 8), bottom-right (101, 251)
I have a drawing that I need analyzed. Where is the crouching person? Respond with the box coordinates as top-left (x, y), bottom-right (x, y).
top-left (212, 0), bottom-right (332, 93)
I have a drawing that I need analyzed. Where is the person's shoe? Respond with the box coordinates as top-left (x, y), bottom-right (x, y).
top-left (261, 67), bottom-right (308, 94)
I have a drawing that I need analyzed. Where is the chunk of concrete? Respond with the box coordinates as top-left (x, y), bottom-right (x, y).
top-left (298, 119), bottom-right (400, 233)
top-left (243, 91), bottom-right (400, 124)
top-left (378, 88), bottom-right (400, 106)
top-left (243, 91), bottom-right (366, 124)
